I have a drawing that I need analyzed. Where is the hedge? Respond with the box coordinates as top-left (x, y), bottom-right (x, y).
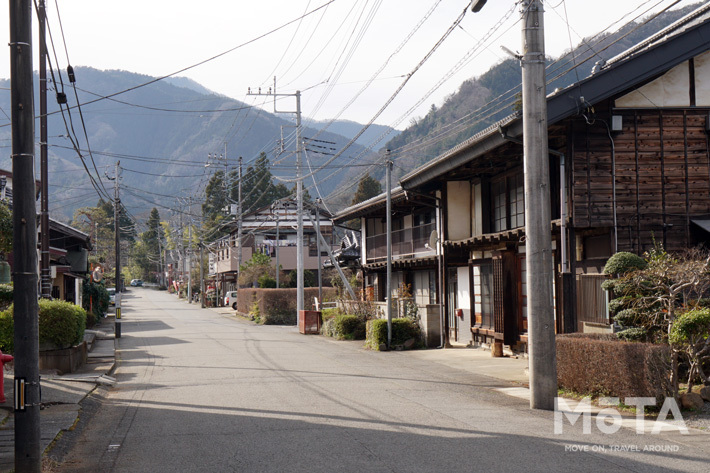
top-left (322, 314), bottom-right (366, 340)
top-left (237, 287), bottom-right (338, 325)
top-left (557, 333), bottom-right (672, 404)
top-left (0, 299), bottom-right (87, 353)
top-left (366, 318), bottom-right (421, 350)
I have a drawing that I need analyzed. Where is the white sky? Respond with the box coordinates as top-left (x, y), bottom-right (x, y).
top-left (0, 0), bottom-right (700, 127)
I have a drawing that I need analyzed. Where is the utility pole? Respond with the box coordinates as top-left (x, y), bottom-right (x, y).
top-left (247, 81), bottom-right (304, 320)
top-left (237, 156), bottom-right (243, 293)
top-left (10, 0), bottom-right (41, 469)
top-left (275, 211), bottom-right (280, 288)
top-left (521, 0), bottom-right (556, 410)
top-left (314, 202), bottom-right (322, 306)
top-left (199, 242), bottom-right (205, 308)
top-left (39, 0), bottom-right (50, 299)
top-left (113, 161), bottom-right (122, 338)
top-left (187, 202), bottom-right (192, 304)
top-left (385, 154), bottom-right (393, 348)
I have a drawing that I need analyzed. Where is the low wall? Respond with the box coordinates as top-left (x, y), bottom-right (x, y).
top-left (39, 341), bottom-right (88, 374)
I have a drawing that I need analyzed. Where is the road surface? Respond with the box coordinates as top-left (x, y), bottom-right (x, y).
top-left (51, 288), bottom-right (709, 472)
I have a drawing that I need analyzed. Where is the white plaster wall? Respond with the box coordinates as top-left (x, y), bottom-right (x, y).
top-left (615, 61), bottom-right (690, 108)
top-left (446, 181), bottom-right (471, 241)
top-left (695, 51), bottom-right (710, 105)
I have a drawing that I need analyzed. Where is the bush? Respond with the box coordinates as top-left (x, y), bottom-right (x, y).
top-left (0, 308), bottom-right (13, 353)
top-left (237, 287), bottom-right (339, 325)
top-left (669, 308), bottom-right (710, 390)
top-left (82, 280), bottom-right (109, 319)
top-left (38, 299), bottom-right (87, 349)
top-left (366, 318), bottom-right (421, 350)
top-left (258, 274), bottom-right (277, 288)
top-left (0, 284), bottom-right (12, 303)
top-left (603, 251), bottom-right (647, 275)
top-left (332, 314), bottom-right (366, 340)
top-left (0, 300), bottom-right (87, 353)
top-left (557, 334), bottom-right (672, 404)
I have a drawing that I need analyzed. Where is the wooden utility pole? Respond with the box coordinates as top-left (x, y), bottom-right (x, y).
top-left (521, 0), bottom-right (557, 410)
top-left (39, 0), bottom-right (50, 299)
top-left (10, 0), bottom-right (41, 470)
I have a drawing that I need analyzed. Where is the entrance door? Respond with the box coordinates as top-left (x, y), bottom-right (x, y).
top-left (447, 268), bottom-right (458, 341)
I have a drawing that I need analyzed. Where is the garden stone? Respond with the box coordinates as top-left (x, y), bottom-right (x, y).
top-left (700, 386), bottom-right (710, 402)
top-left (404, 338), bottom-right (415, 349)
top-left (680, 392), bottom-right (705, 410)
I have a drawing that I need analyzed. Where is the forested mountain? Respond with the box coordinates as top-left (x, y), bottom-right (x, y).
top-left (0, 3), bottom-right (700, 223)
top-left (0, 67), bottom-right (377, 221)
top-left (382, 3), bottom-right (702, 182)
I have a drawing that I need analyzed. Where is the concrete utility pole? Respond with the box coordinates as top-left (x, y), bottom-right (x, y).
top-left (247, 82), bottom-right (304, 320)
top-left (10, 0), bottom-right (41, 469)
top-left (199, 242), bottom-right (205, 308)
top-left (521, 0), bottom-right (556, 410)
top-left (237, 156), bottom-right (243, 292)
top-left (385, 155), bottom-right (393, 348)
top-left (187, 203), bottom-right (192, 304)
top-left (113, 161), bottom-right (122, 338)
top-left (39, 0), bottom-right (50, 299)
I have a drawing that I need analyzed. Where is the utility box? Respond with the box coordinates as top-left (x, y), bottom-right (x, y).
top-left (299, 310), bottom-right (321, 334)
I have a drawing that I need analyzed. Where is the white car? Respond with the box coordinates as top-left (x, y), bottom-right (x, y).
top-left (224, 291), bottom-right (238, 310)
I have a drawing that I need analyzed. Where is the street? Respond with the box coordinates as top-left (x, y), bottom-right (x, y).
top-left (51, 288), bottom-right (709, 472)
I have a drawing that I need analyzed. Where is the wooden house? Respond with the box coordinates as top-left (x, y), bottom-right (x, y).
top-left (335, 5), bottom-right (710, 350)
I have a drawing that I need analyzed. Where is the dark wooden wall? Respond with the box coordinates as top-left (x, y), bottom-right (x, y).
top-left (572, 109), bottom-right (710, 253)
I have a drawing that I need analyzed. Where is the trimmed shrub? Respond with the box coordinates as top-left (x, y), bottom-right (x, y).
top-left (333, 314), bottom-right (366, 340)
top-left (557, 334), bottom-right (672, 404)
top-left (0, 307), bottom-right (13, 353)
top-left (0, 284), bottom-right (12, 303)
top-left (603, 251), bottom-right (647, 275)
top-left (366, 318), bottom-right (421, 350)
top-left (0, 300), bottom-right (87, 353)
top-left (321, 317), bottom-right (337, 338)
top-left (0, 284), bottom-right (12, 312)
top-left (38, 299), bottom-right (87, 349)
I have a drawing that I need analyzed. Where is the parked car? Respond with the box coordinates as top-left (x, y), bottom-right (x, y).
top-left (224, 291), bottom-right (238, 310)
top-left (130, 279), bottom-right (143, 287)
top-left (107, 287), bottom-right (116, 306)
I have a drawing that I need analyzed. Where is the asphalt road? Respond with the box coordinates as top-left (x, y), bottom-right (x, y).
top-left (50, 288), bottom-right (709, 472)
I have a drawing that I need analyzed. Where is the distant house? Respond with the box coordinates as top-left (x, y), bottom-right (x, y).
top-left (45, 219), bottom-right (92, 305)
top-left (211, 199), bottom-right (337, 293)
top-left (335, 4), bottom-right (710, 351)
top-left (1, 168), bottom-right (91, 304)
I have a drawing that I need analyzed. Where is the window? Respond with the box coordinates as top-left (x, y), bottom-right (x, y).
top-left (473, 262), bottom-right (494, 328)
top-left (492, 181), bottom-right (506, 232)
top-left (480, 263), bottom-right (494, 328)
top-left (490, 171), bottom-right (524, 232)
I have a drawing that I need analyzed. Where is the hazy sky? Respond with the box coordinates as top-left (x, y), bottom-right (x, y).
top-left (0, 0), bottom-right (699, 127)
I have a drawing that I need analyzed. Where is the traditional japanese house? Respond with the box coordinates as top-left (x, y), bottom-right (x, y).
top-left (337, 5), bottom-right (710, 351)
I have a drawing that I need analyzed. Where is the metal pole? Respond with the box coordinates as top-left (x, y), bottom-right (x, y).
top-left (521, 0), bottom-right (556, 410)
top-left (114, 161), bottom-right (121, 338)
top-left (296, 90), bottom-right (304, 318)
top-left (11, 0), bottom-right (41, 468)
top-left (386, 156), bottom-right (393, 348)
top-left (39, 0), bottom-right (50, 299)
